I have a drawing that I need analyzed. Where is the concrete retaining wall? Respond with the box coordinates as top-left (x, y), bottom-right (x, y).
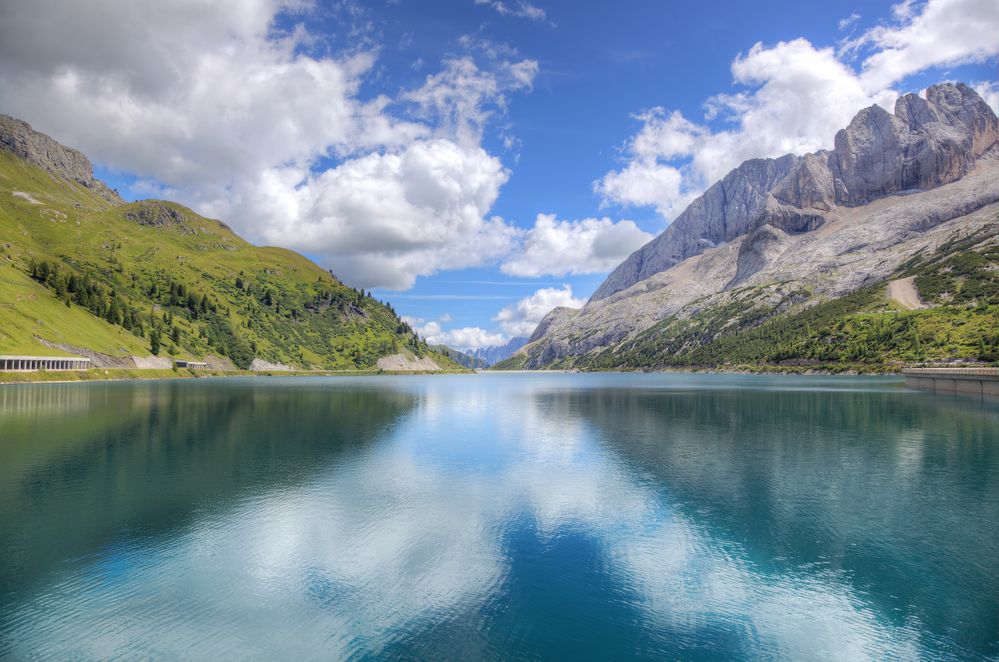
top-left (903, 368), bottom-right (999, 400)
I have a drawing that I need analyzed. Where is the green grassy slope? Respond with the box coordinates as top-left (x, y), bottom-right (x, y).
top-left (544, 225), bottom-right (999, 373)
top-left (490, 353), bottom-right (527, 371)
top-left (0, 149), bottom-right (462, 370)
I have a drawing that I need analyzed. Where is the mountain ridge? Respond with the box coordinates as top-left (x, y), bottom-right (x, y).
top-left (511, 82), bottom-right (999, 370)
top-left (592, 82), bottom-right (998, 302)
top-left (0, 114), bottom-right (122, 204)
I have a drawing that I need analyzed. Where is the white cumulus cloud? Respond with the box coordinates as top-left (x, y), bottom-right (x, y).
top-left (493, 285), bottom-right (583, 337)
top-left (501, 213), bottom-right (653, 277)
top-left (973, 81), bottom-right (999, 114)
top-left (246, 139), bottom-right (521, 290)
top-left (851, 0), bottom-right (999, 90)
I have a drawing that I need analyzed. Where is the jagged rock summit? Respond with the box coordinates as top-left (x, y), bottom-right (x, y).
top-left (0, 114), bottom-right (122, 204)
top-left (592, 83), bottom-right (999, 302)
top-left (467, 336), bottom-right (529, 366)
top-left (514, 82), bottom-right (999, 369)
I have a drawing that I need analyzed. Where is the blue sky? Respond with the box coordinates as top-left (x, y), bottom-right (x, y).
top-left (2, 0), bottom-right (997, 348)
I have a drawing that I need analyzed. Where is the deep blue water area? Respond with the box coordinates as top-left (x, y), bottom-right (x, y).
top-left (1, 374), bottom-right (997, 660)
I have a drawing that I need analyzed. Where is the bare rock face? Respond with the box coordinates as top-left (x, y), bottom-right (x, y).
top-left (592, 83), bottom-right (999, 303)
top-left (204, 355), bottom-right (237, 371)
top-left (925, 82), bottom-right (999, 157)
top-left (123, 200), bottom-right (199, 234)
top-left (131, 356), bottom-right (173, 369)
top-left (831, 84), bottom-right (997, 203)
top-left (0, 114), bottom-right (122, 204)
top-left (376, 353), bottom-right (444, 371)
top-left (771, 152), bottom-right (836, 211)
top-left (832, 104), bottom-right (920, 204)
top-left (249, 358), bottom-right (295, 372)
top-left (514, 306), bottom-right (584, 367)
top-left (592, 154), bottom-right (799, 300)
top-left (529, 306), bottom-right (580, 342)
top-left (727, 223), bottom-right (790, 289)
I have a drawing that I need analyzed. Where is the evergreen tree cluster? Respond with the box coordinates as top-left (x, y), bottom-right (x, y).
top-left (24, 255), bottom-right (450, 371)
top-left (30, 259), bottom-right (146, 337)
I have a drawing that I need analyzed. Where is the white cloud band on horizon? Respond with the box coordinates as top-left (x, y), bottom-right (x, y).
top-left (401, 282), bottom-right (583, 349)
top-left (402, 316), bottom-right (508, 350)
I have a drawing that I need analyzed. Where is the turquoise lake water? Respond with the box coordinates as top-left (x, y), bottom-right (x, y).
top-left (1, 374), bottom-right (997, 660)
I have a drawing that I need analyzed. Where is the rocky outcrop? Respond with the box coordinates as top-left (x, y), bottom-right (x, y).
top-left (376, 353), bottom-right (444, 371)
top-left (0, 114), bottom-right (122, 204)
top-left (525, 83), bottom-right (999, 368)
top-left (124, 201), bottom-right (194, 231)
top-left (830, 84), bottom-right (996, 204)
top-left (727, 223), bottom-right (790, 289)
top-left (249, 358), bottom-right (295, 371)
top-left (592, 83), bottom-right (999, 302)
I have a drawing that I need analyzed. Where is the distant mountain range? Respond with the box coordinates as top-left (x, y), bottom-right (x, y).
top-left (466, 337), bottom-right (528, 366)
top-left (432, 337), bottom-right (528, 369)
top-left (498, 83), bottom-right (999, 371)
top-left (0, 114), bottom-right (464, 372)
top-left (431, 345), bottom-right (489, 369)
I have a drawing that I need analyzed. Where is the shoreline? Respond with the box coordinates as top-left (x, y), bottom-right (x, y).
top-left (489, 362), bottom-right (994, 376)
top-left (0, 367), bottom-right (472, 385)
top-left (487, 365), bottom-right (905, 376)
top-left (5, 363), bottom-right (991, 384)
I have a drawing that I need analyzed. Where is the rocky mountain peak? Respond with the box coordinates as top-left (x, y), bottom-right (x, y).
top-left (832, 83), bottom-right (996, 206)
top-left (0, 114), bottom-right (122, 204)
top-left (590, 153), bottom-right (800, 301)
top-left (925, 82), bottom-right (999, 156)
top-left (591, 82), bottom-right (998, 302)
top-left (832, 103), bottom-right (919, 205)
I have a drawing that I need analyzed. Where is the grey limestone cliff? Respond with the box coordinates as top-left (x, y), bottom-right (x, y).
top-left (529, 307), bottom-right (579, 343)
top-left (0, 114), bottom-right (122, 204)
top-left (592, 154), bottom-right (799, 301)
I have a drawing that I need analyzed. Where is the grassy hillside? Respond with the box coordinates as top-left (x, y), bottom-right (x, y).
top-left (0, 149), bottom-right (462, 370)
top-left (491, 353), bottom-right (527, 370)
top-left (533, 224), bottom-right (999, 373)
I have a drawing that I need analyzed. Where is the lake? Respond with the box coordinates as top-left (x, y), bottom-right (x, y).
top-left (1, 374), bottom-right (997, 660)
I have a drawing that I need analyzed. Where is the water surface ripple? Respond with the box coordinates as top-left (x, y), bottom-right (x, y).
top-left (1, 374), bottom-right (997, 660)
